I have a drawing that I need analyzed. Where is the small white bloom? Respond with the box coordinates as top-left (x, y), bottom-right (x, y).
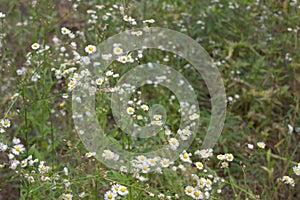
top-left (105, 70), bottom-right (114, 77)
top-left (12, 137), bottom-right (20, 144)
top-left (179, 151), bottom-right (192, 163)
top-left (21, 159), bottom-right (28, 168)
top-left (126, 107), bottom-right (135, 115)
top-left (282, 176), bottom-right (295, 186)
top-left (195, 162), bottom-right (204, 170)
top-left (1, 118), bottom-right (11, 128)
top-left (140, 104), bottom-right (149, 111)
top-left (160, 158), bottom-right (171, 168)
top-left (12, 144), bottom-right (25, 155)
top-left (257, 142), bottom-right (266, 149)
top-left (184, 186), bottom-right (195, 196)
top-left (85, 152), bottom-right (96, 158)
top-left (64, 167), bottom-right (69, 176)
top-left (104, 190), bottom-right (117, 200)
top-left (31, 43), bottom-right (40, 50)
top-left (117, 55), bottom-right (127, 64)
top-left (85, 45), bottom-right (97, 54)
top-left (0, 12), bottom-right (6, 18)
top-left (62, 193), bottom-right (73, 200)
top-left (247, 143), bottom-right (254, 149)
top-left (113, 46), bottom-right (123, 55)
top-left (169, 138), bottom-right (179, 150)
top-left (61, 27), bottom-right (71, 35)
top-left (96, 77), bottom-right (104, 86)
top-left (225, 153), bottom-right (234, 162)
top-left (102, 150), bottom-right (115, 160)
top-left (288, 124), bottom-right (294, 134)
top-left (0, 143), bottom-right (8, 152)
top-left (292, 164), bottom-right (300, 176)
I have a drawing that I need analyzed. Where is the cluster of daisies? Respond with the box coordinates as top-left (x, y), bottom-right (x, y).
top-left (97, 147), bottom-right (226, 199)
top-left (104, 184), bottom-right (129, 200)
top-left (0, 136), bottom-right (91, 199)
top-left (281, 162), bottom-right (300, 187)
top-left (216, 153), bottom-right (234, 168)
top-left (0, 137), bottom-right (50, 175)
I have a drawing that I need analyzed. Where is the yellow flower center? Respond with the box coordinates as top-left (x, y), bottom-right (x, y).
top-left (187, 188), bottom-right (192, 193)
top-left (194, 191), bottom-right (200, 197)
top-left (4, 121), bottom-right (8, 126)
top-left (107, 194), bottom-right (113, 199)
top-left (120, 187), bottom-right (126, 192)
top-left (16, 146), bottom-right (21, 151)
top-left (183, 153), bottom-right (188, 159)
top-left (284, 177), bottom-right (289, 181)
top-left (88, 46), bottom-right (94, 51)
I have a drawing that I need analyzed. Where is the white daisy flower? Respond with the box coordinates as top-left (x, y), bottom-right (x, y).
top-left (0, 142), bottom-right (8, 152)
top-left (292, 164), bottom-right (300, 176)
top-left (102, 150), bottom-right (115, 160)
top-left (217, 154), bottom-right (225, 160)
top-left (12, 144), bottom-right (25, 155)
top-left (147, 158), bottom-right (157, 166)
top-left (21, 159), bottom-right (28, 168)
top-left (198, 178), bottom-right (206, 188)
top-left (126, 54), bottom-right (134, 63)
top-left (126, 107), bottom-right (135, 115)
top-left (179, 151), bottom-right (192, 163)
top-left (111, 184), bottom-right (120, 193)
top-left (96, 77), bottom-right (104, 86)
top-left (153, 114), bottom-right (162, 121)
top-left (257, 142), bottom-right (266, 149)
top-left (62, 193), bottom-right (73, 200)
top-left (117, 55), bottom-right (127, 63)
top-left (185, 186), bottom-right (194, 196)
top-left (105, 70), bottom-right (114, 77)
top-left (61, 27), bottom-right (71, 35)
top-left (0, 12), bottom-right (6, 18)
top-left (118, 185), bottom-right (128, 196)
top-left (136, 155), bottom-right (147, 163)
top-left (12, 137), bottom-right (20, 144)
top-left (113, 46), bottom-right (123, 55)
top-left (282, 176), bottom-right (295, 186)
top-left (85, 152), bottom-right (96, 158)
top-left (140, 104), bottom-right (149, 111)
top-left (161, 158), bottom-right (171, 168)
top-left (38, 163), bottom-right (49, 174)
top-left (192, 189), bottom-right (203, 200)
top-left (104, 190), bottom-right (117, 200)
top-left (169, 138), bottom-right (179, 150)
top-left (189, 113), bottom-right (199, 120)
top-left (195, 162), bottom-right (204, 170)
top-left (31, 43), bottom-right (40, 50)
top-left (225, 153), bottom-right (234, 162)
top-left (85, 45), bottom-right (97, 54)
top-left (140, 163), bottom-right (150, 174)
top-left (1, 118), bottom-right (11, 128)
top-left (247, 143), bottom-right (254, 149)
top-left (178, 128), bottom-right (192, 140)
